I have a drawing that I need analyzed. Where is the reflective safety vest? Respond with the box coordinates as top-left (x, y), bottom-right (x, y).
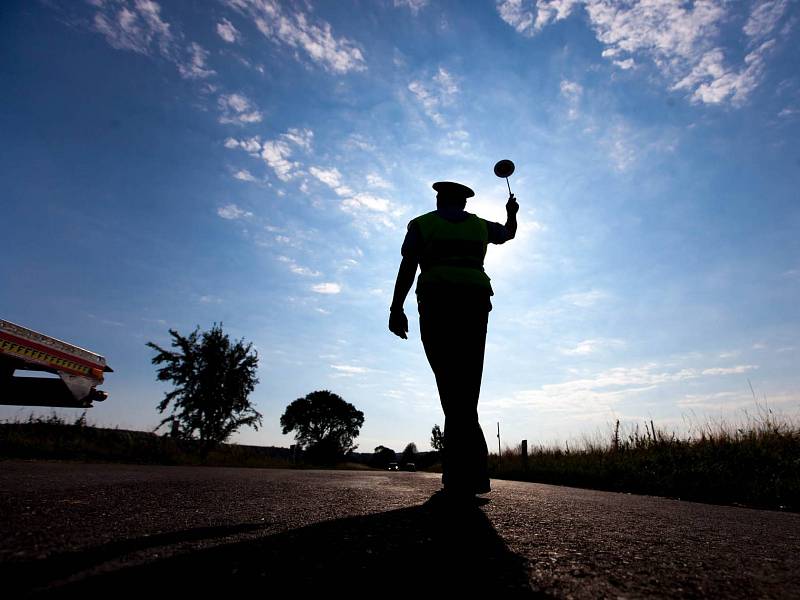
top-left (413, 211), bottom-right (493, 293)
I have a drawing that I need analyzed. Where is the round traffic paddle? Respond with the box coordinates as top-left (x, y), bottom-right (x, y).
top-left (494, 159), bottom-right (515, 196)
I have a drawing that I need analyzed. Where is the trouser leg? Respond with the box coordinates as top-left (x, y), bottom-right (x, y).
top-left (420, 299), bottom-right (490, 493)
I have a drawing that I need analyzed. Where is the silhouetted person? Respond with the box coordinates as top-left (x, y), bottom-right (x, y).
top-left (389, 181), bottom-right (518, 500)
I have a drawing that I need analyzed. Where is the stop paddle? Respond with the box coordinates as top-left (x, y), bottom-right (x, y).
top-left (494, 159), bottom-right (515, 197)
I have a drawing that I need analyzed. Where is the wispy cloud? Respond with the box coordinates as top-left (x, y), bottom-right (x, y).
top-left (561, 289), bottom-right (609, 308)
top-left (281, 128), bottom-right (313, 150)
top-left (343, 134), bottom-right (375, 152)
top-left (439, 129), bottom-right (472, 157)
top-left (512, 288), bottom-right (611, 330)
top-left (218, 93), bottom-right (263, 124)
top-left (233, 168), bottom-right (257, 182)
top-left (394, 0), bottom-right (429, 14)
top-left (312, 282), bottom-right (342, 294)
top-left (224, 0), bottom-right (366, 73)
top-left (89, 0), bottom-right (215, 80)
top-left (408, 67), bottom-right (459, 126)
top-left (217, 203), bottom-right (252, 220)
top-left (277, 255), bottom-right (321, 277)
top-left (497, 0), bottom-right (580, 35)
top-left (671, 40), bottom-right (777, 105)
top-left (177, 41), bottom-right (214, 79)
top-left (605, 123), bottom-right (637, 172)
top-left (560, 79), bottom-right (583, 119)
top-left (309, 164), bottom-right (404, 228)
top-left (340, 193), bottom-right (393, 215)
top-left (92, 0), bottom-right (173, 55)
top-left (225, 128), bottom-right (313, 181)
top-left (216, 17), bottom-right (241, 43)
top-left (701, 365), bottom-right (758, 376)
top-left (487, 361), bottom-right (761, 415)
top-left (331, 363), bottom-right (370, 375)
top-left (309, 166), bottom-right (347, 191)
top-left (366, 173), bottom-right (392, 189)
top-left (676, 391), bottom-right (750, 409)
top-left (559, 338), bottom-right (625, 356)
top-left (498, 0), bottom-right (789, 106)
top-left (261, 140), bottom-right (301, 180)
top-left (225, 136), bottom-right (262, 153)
top-left (744, 0), bottom-right (788, 41)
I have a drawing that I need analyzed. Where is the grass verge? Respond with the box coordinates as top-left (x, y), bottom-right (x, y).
top-left (488, 410), bottom-right (800, 511)
top-left (0, 413), bottom-right (294, 469)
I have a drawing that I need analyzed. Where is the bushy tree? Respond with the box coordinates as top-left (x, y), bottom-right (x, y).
top-left (280, 390), bottom-right (364, 464)
top-left (147, 324), bottom-right (261, 447)
top-left (431, 424), bottom-right (445, 451)
top-left (400, 442), bottom-right (417, 466)
top-left (371, 445), bottom-right (397, 469)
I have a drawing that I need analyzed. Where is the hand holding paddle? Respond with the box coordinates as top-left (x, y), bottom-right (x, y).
top-left (494, 159), bottom-right (515, 198)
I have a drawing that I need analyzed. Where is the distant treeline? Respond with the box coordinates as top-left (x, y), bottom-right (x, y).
top-left (0, 414), bottom-right (440, 470)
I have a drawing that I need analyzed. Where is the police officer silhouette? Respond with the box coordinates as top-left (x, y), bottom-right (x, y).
top-left (389, 181), bottom-right (518, 500)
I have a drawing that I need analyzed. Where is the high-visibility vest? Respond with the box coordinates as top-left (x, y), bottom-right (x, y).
top-left (413, 211), bottom-right (492, 293)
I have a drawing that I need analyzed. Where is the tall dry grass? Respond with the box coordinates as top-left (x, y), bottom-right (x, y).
top-left (488, 407), bottom-right (800, 510)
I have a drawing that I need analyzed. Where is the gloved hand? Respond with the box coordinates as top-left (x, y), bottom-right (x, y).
top-left (389, 309), bottom-right (408, 339)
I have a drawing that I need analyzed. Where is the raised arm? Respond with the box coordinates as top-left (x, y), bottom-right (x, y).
top-left (505, 193), bottom-right (518, 239)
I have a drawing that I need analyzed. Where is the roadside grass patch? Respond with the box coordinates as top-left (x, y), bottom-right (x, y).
top-left (0, 413), bottom-right (293, 468)
top-left (488, 409), bottom-right (800, 511)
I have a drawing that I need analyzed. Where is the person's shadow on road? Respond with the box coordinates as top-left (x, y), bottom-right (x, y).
top-left (34, 495), bottom-right (544, 597)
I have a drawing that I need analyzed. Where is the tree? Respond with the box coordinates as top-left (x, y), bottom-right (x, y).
top-left (280, 390), bottom-right (364, 464)
top-left (147, 324), bottom-right (261, 447)
top-left (431, 424), bottom-right (445, 451)
top-left (400, 442), bottom-right (417, 466)
top-left (371, 445), bottom-right (397, 469)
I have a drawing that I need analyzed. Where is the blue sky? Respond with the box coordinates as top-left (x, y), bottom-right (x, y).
top-left (2, 0), bottom-right (799, 452)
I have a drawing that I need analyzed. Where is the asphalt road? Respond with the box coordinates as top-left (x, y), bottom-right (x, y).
top-left (1, 461), bottom-right (799, 598)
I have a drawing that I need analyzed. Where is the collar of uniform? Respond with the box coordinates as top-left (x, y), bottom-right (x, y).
top-left (435, 207), bottom-right (471, 223)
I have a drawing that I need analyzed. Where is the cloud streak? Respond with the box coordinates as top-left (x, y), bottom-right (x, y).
top-left (89, 0), bottom-right (215, 80)
top-left (487, 362), bottom-right (761, 415)
top-left (559, 338), bottom-right (625, 356)
top-left (497, 0), bottom-right (789, 106)
top-left (216, 17), bottom-right (241, 43)
top-left (177, 41), bottom-right (215, 79)
top-left (277, 255), bottom-right (321, 277)
top-left (312, 282), bottom-right (342, 294)
top-left (217, 203), bottom-right (252, 219)
top-left (309, 164), bottom-right (404, 228)
top-left (218, 93), bottom-right (263, 124)
top-left (225, 128), bottom-right (313, 181)
top-left (408, 67), bottom-right (459, 126)
top-left (224, 0), bottom-right (366, 73)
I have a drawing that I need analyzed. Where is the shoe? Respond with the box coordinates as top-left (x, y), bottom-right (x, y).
top-left (473, 482), bottom-right (491, 495)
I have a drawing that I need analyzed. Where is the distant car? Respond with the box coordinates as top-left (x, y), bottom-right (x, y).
top-left (402, 463), bottom-right (416, 472)
top-left (387, 462), bottom-right (399, 471)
